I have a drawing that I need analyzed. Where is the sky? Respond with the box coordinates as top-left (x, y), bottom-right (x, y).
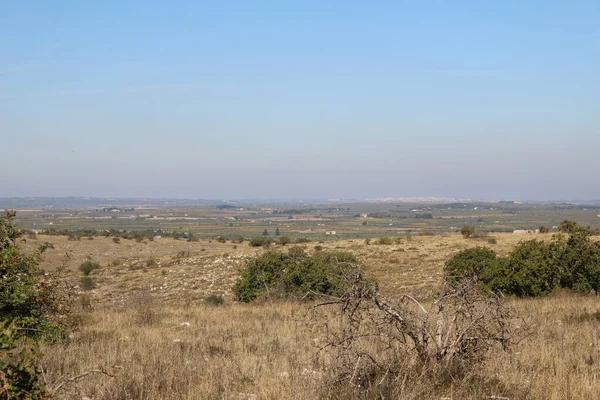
top-left (1, 1), bottom-right (599, 200)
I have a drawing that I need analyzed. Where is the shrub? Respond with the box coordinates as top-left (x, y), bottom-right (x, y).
top-left (204, 295), bottom-right (224, 307)
top-left (295, 237), bottom-right (310, 243)
top-left (0, 210), bottom-right (72, 396)
top-left (488, 238), bottom-right (497, 244)
top-left (553, 229), bottom-right (600, 294)
top-left (0, 321), bottom-right (47, 398)
top-left (558, 220), bottom-right (578, 234)
top-left (277, 236), bottom-right (291, 246)
top-left (233, 247), bottom-right (367, 302)
top-left (377, 237), bottom-right (393, 245)
top-left (445, 221), bottom-right (600, 297)
top-left (539, 226), bottom-right (550, 234)
top-left (217, 236), bottom-right (226, 243)
top-left (78, 260), bottom-right (100, 276)
top-left (461, 225), bottom-right (475, 238)
top-left (249, 237), bottom-right (269, 247)
top-left (313, 277), bottom-right (524, 398)
top-left (1, 211), bottom-right (71, 341)
top-left (482, 240), bottom-right (559, 297)
top-left (112, 237), bottom-right (120, 244)
top-left (444, 247), bottom-right (498, 285)
top-left (80, 276), bottom-right (96, 290)
top-left (233, 236), bottom-right (245, 244)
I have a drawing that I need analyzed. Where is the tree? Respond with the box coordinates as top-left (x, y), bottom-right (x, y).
top-left (275, 227), bottom-right (280, 236)
top-left (262, 229), bottom-right (269, 236)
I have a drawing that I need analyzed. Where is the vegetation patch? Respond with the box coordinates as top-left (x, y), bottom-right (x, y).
top-left (233, 246), bottom-right (370, 302)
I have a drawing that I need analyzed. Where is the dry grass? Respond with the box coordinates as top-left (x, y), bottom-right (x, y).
top-left (42, 294), bottom-right (600, 399)
top-left (30, 232), bottom-right (600, 399)
top-left (42, 302), bottom-right (322, 400)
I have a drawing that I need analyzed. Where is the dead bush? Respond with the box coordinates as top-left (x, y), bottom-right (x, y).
top-left (311, 268), bottom-right (528, 397)
top-left (130, 292), bottom-right (162, 326)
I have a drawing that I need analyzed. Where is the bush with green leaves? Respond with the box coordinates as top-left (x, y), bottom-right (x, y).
top-left (444, 246), bottom-right (499, 285)
top-left (78, 260), bottom-right (100, 276)
top-left (553, 228), bottom-right (600, 294)
top-left (1, 210), bottom-right (72, 397)
top-left (0, 321), bottom-right (48, 399)
top-left (480, 240), bottom-right (559, 297)
top-left (233, 246), bottom-right (369, 302)
top-left (249, 237), bottom-right (270, 247)
top-left (445, 222), bottom-right (600, 297)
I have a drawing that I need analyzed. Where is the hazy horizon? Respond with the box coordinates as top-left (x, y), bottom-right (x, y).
top-left (2, 2), bottom-right (599, 200)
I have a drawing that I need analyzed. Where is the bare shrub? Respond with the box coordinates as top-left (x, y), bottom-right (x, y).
top-left (311, 267), bottom-right (528, 397)
top-left (131, 292), bottom-right (161, 326)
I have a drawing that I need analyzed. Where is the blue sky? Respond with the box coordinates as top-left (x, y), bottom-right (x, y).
top-left (1, 1), bottom-right (599, 200)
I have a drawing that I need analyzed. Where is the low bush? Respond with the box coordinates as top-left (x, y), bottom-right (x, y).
top-left (461, 225), bottom-right (475, 238)
top-left (444, 247), bottom-right (498, 285)
top-left (233, 247), bottom-right (370, 302)
top-left (445, 222), bottom-right (600, 297)
top-left (249, 237), bottom-right (269, 247)
top-left (277, 236), bottom-right (291, 246)
top-left (377, 237), bottom-right (393, 245)
top-left (204, 295), bottom-right (224, 307)
top-left (78, 260), bottom-right (100, 276)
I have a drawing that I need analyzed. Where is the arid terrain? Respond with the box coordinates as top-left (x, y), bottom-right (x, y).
top-left (17, 229), bottom-right (600, 399)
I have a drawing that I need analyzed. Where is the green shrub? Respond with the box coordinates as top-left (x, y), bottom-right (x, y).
top-left (553, 229), bottom-right (600, 294)
top-left (78, 260), bottom-right (100, 276)
top-left (204, 295), bottom-right (224, 307)
top-left (233, 247), bottom-right (368, 302)
top-left (482, 240), bottom-right (559, 297)
top-left (0, 210), bottom-right (72, 397)
top-left (445, 221), bottom-right (600, 297)
top-left (0, 321), bottom-right (48, 399)
top-left (444, 247), bottom-right (498, 285)
top-left (487, 238), bottom-right (497, 244)
top-left (295, 237), bottom-right (310, 243)
top-left (249, 237), bottom-right (269, 247)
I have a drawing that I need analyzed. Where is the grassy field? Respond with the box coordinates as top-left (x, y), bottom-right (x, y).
top-left (19, 228), bottom-right (600, 399)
